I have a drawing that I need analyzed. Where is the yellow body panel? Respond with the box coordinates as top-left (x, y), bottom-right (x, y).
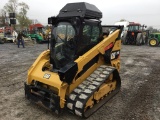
top-left (94, 81), bottom-right (116, 101)
top-left (75, 30), bottom-right (120, 72)
top-left (111, 40), bottom-right (121, 71)
top-left (27, 50), bottom-right (62, 89)
top-left (27, 50), bottom-right (68, 108)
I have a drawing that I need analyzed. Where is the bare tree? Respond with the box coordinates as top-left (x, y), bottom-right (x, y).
top-left (0, 9), bottom-right (7, 27)
top-left (1, 0), bottom-right (31, 29)
top-left (1, 0), bottom-right (19, 28)
top-left (119, 19), bottom-right (128, 22)
top-left (147, 26), bottom-right (159, 33)
top-left (18, 2), bottom-right (29, 16)
top-left (3, 0), bottom-right (19, 13)
top-left (17, 2), bottom-right (31, 29)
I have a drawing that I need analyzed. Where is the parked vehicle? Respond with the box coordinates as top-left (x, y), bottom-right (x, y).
top-left (0, 26), bottom-right (17, 43)
top-left (27, 23), bottom-right (46, 43)
top-left (148, 33), bottom-right (160, 47)
top-left (122, 22), bottom-right (148, 45)
top-left (3, 34), bottom-right (16, 43)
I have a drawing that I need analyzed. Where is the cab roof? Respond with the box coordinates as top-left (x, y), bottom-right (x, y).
top-left (57, 2), bottom-right (102, 20)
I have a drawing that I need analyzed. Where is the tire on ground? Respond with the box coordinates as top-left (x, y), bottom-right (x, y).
top-left (149, 38), bottom-right (159, 47)
top-left (122, 32), bottom-right (127, 45)
top-left (0, 38), bottom-right (4, 44)
top-left (136, 33), bottom-right (143, 46)
top-left (142, 35), bottom-right (146, 45)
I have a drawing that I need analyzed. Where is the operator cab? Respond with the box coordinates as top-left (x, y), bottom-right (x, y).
top-left (127, 23), bottom-right (146, 32)
top-left (128, 25), bottom-right (140, 31)
top-left (48, 2), bottom-right (102, 69)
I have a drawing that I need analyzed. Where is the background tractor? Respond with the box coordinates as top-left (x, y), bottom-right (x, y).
top-left (24, 23), bottom-right (45, 43)
top-left (122, 22), bottom-right (148, 45)
top-left (0, 26), bottom-right (17, 43)
top-left (148, 33), bottom-right (160, 47)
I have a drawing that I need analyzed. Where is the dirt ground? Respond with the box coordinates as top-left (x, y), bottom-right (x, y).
top-left (0, 43), bottom-right (160, 120)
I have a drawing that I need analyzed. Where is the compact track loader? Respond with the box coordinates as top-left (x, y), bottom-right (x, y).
top-left (25, 2), bottom-right (123, 118)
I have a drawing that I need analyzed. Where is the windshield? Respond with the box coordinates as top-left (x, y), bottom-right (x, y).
top-left (54, 22), bottom-right (75, 43)
top-left (51, 22), bottom-right (76, 69)
top-left (128, 25), bottom-right (140, 31)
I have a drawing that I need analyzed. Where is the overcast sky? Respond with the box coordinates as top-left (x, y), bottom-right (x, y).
top-left (0, 0), bottom-right (160, 29)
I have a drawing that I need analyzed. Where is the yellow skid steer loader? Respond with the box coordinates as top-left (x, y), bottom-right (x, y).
top-left (25, 2), bottom-right (123, 118)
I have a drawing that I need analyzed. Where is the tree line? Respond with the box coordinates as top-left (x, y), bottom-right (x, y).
top-left (0, 0), bottom-right (31, 30)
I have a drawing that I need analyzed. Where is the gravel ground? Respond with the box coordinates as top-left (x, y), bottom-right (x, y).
top-left (0, 43), bottom-right (160, 120)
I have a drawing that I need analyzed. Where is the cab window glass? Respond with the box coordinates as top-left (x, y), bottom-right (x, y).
top-left (82, 25), bottom-right (91, 44)
top-left (83, 25), bottom-right (91, 37)
top-left (91, 26), bottom-right (100, 42)
top-left (82, 25), bottom-right (100, 44)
